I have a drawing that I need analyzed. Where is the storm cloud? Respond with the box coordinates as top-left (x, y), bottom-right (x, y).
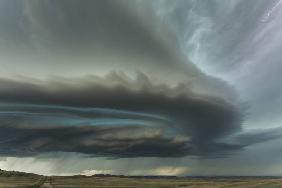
top-left (0, 0), bottom-right (282, 176)
top-left (0, 0), bottom-right (248, 159)
top-left (0, 73), bottom-right (243, 158)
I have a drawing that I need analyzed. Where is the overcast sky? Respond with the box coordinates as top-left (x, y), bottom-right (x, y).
top-left (0, 0), bottom-right (282, 176)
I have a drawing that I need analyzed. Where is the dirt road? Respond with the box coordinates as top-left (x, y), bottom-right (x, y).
top-left (40, 178), bottom-right (53, 188)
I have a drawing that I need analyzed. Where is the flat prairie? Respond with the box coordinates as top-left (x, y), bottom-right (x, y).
top-left (0, 176), bottom-right (45, 188)
top-left (1, 176), bottom-right (282, 188)
top-left (49, 176), bottom-right (282, 188)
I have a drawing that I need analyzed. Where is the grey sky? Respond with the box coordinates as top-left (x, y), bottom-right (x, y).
top-left (0, 0), bottom-right (282, 176)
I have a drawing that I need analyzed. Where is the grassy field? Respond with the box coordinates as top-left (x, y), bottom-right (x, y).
top-left (49, 176), bottom-right (282, 188)
top-left (0, 176), bottom-right (45, 188)
top-left (1, 173), bottom-right (282, 188)
top-left (0, 169), bottom-right (45, 188)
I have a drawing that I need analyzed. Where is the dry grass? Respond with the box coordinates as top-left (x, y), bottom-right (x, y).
top-left (49, 177), bottom-right (282, 188)
top-left (1, 175), bottom-right (282, 188)
top-left (0, 176), bottom-right (45, 188)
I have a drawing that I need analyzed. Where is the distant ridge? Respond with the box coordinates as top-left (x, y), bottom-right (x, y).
top-left (0, 169), bottom-right (41, 177)
top-left (1, 169), bottom-right (282, 179)
top-left (63, 174), bottom-right (178, 179)
top-left (51, 173), bottom-right (282, 179)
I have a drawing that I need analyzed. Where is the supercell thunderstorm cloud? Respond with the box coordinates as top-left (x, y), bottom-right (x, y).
top-left (0, 0), bottom-right (282, 176)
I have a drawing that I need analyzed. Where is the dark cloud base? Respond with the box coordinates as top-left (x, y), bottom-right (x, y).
top-left (0, 73), bottom-right (247, 158)
top-left (0, 123), bottom-right (190, 158)
top-left (0, 73), bottom-right (279, 158)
